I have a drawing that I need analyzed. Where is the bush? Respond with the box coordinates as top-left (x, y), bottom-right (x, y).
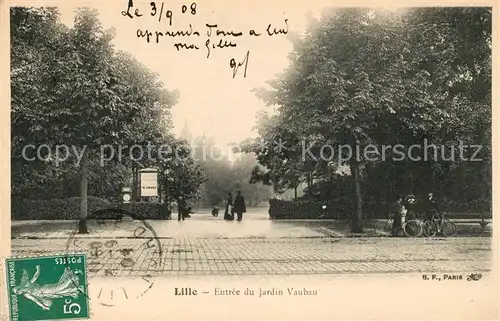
top-left (12, 197), bottom-right (169, 220)
top-left (88, 202), bottom-right (169, 220)
top-left (268, 197), bottom-right (353, 219)
top-left (440, 197), bottom-right (491, 213)
top-left (268, 196), bottom-right (492, 220)
top-left (363, 201), bottom-right (395, 219)
top-left (132, 202), bottom-right (169, 220)
top-left (12, 196), bottom-right (112, 220)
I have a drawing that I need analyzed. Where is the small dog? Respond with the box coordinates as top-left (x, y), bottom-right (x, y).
top-left (184, 207), bottom-right (194, 218)
top-left (212, 207), bottom-right (219, 217)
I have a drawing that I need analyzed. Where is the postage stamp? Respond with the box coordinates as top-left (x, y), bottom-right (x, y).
top-left (5, 254), bottom-right (89, 321)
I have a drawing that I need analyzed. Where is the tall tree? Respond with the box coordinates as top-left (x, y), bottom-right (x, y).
top-left (158, 139), bottom-right (207, 202)
top-left (250, 7), bottom-right (491, 230)
top-left (11, 7), bottom-right (179, 230)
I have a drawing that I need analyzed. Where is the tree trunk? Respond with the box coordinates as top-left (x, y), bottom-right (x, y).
top-left (306, 172), bottom-right (312, 197)
top-left (78, 148), bottom-right (89, 234)
top-left (164, 177), bottom-right (169, 203)
top-left (350, 161), bottom-right (363, 233)
top-left (294, 185), bottom-right (298, 200)
top-left (158, 176), bottom-right (162, 203)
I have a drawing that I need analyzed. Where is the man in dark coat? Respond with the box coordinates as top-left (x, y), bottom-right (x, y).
top-left (177, 196), bottom-right (187, 221)
top-left (233, 191), bottom-right (247, 222)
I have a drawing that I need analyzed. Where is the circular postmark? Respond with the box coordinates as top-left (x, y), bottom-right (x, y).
top-left (64, 210), bottom-right (164, 307)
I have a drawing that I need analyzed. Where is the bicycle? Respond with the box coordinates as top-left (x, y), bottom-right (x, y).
top-left (422, 212), bottom-right (457, 237)
top-left (373, 213), bottom-right (398, 236)
top-left (373, 213), bottom-right (423, 237)
top-left (403, 218), bottom-right (424, 237)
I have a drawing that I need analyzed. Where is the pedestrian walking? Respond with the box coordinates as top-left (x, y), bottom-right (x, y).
top-left (234, 191), bottom-right (246, 222)
top-left (223, 192), bottom-right (234, 221)
top-left (177, 196), bottom-right (187, 221)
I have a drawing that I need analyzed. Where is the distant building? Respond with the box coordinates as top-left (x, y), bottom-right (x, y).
top-left (180, 119), bottom-right (193, 144)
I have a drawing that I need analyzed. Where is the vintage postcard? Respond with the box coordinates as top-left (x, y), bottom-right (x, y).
top-left (1, 0), bottom-right (498, 320)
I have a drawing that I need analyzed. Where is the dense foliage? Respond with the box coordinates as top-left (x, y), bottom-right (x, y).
top-left (12, 197), bottom-right (168, 220)
top-left (244, 8), bottom-right (491, 230)
top-left (11, 7), bottom-right (205, 227)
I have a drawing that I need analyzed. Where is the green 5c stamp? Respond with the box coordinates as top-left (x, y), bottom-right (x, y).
top-left (5, 254), bottom-right (90, 321)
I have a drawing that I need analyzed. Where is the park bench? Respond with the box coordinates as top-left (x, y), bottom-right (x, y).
top-left (448, 212), bottom-right (492, 233)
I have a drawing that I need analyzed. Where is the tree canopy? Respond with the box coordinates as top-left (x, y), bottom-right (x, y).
top-left (11, 7), bottom-right (204, 229)
top-left (244, 7), bottom-right (491, 231)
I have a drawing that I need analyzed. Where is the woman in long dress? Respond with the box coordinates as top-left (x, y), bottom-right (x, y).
top-left (223, 192), bottom-right (234, 220)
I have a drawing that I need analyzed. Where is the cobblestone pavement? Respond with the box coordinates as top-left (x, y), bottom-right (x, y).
top-left (9, 218), bottom-right (495, 321)
top-left (10, 212), bottom-right (492, 276)
top-left (11, 235), bottom-right (492, 276)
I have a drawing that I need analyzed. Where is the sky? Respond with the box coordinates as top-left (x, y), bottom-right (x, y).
top-left (57, 2), bottom-right (326, 146)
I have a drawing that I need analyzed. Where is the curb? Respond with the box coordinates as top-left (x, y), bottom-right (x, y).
top-left (316, 226), bottom-right (345, 237)
top-left (11, 236), bottom-right (337, 240)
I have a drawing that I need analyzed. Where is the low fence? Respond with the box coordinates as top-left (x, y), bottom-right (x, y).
top-left (12, 197), bottom-right (169, 220)
top-left (12, 197), bottom-right (490, 221)
top-left (268, 198), bottom-right (491, 220)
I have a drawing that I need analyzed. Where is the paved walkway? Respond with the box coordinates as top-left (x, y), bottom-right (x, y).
top-left (11, 236), bottom-right (492, 277)
top-left (10, 212), bottom-right (493, 276)
top-left (11, 212), bottom-right (343, 239)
